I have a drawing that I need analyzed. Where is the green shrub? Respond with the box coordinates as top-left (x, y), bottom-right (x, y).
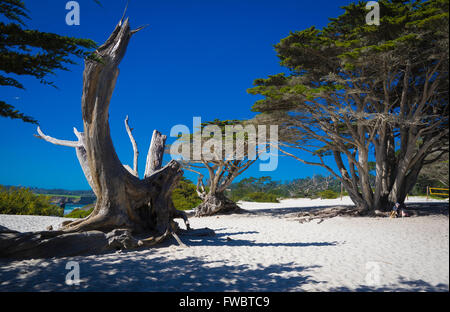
top-left (65, 207), bottom-right (94, 218)
top-left (0, 185), bottom-right (63, 216)
top-left (317, 189), bottom-right (340, 199)
top-left (172, 177), bottom-right (203, 210)
top-left (429, 194), bottom-right (449, 199)
top-left (241, 192), bottom-right (279, 203)
top-left (413, 194), bottom-right (449, 200)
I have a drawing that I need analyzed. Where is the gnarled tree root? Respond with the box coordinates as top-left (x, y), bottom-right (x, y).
top-left (294, 206), bottom-right (367, 224)
top-left (0, 223), bottom-right (215, 260)
top-left (0, 11), bottom-right (221, 260)
top-left (59, 214), bottom-right (114, 233)
top-left (0, 230), bottom-right (111, 259)
top-left (195, 193), bottom-right (243, 217)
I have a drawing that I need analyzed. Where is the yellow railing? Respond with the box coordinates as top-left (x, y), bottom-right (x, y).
top-left (428, 187), bottom-right (449, 197)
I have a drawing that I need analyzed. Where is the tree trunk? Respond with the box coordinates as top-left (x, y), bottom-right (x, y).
top-left (0, 14), bottom-right (214, 260)
top-left (144, 130), bottom-right (167, 178)
top-left (195, 192), bottom-right (242, 217)
top-left (59, 17), bottom-right (182, 235)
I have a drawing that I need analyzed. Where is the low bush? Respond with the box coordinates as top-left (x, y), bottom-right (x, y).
top-left (317, 189), bottom-right (340, 199)
top-left (0, 185), bottom-right (63, 216)
top-left (65, 207), bottom-right (94, 218)
top-left (241, 192), bottom-right (279, 203)
top-left (172, 178), bottom-right (203, 210)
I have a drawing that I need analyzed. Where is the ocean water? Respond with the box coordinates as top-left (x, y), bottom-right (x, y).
top-left (63, 204), bottom-right (85, 215)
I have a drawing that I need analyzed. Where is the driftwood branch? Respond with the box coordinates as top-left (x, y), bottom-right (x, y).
top-left (131, 24), bottom-right (149, 35)
top-left (35, 126), bottom-right (80, 148)
top-left (35, 127), bottom-right (97, 194)
top-left (4, 13), bottom-right (219, 260)
top-left (294, 206), bottom-right (366, 224)
top-left (124, 115), bottom-right (139, 177)
top-left (144, 130), bottom-right (167, 178)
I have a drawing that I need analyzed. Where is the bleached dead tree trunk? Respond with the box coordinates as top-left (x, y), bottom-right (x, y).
top-left (145, 130), bottom-right (167, 178)
top-left (173, 120), bottom-right (261, 217)
top-left (35, 126), bottom-right (97, 195)
top-left (0, 13), bottom-right (210, 260)
top-left (182, 158), bottom-right (257, 217)
top-left (60, 16), bottom-right (182, 236)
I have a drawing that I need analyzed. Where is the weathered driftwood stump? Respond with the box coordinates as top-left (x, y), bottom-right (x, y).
top-left (0, 13), bottom-right (213, 260)
top-left (195, 192), bottom-right (242, 217)
top-left (294, 206), bottom-right (366, 224)
top-left (185, 168), bottom-right (245, 217)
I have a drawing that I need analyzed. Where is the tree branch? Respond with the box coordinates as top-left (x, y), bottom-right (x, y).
top-left (34, 126), bottom-right (80, 148)
top-left (124, 115), bottom-right (139, 176)
top-left (144, 130), bottom-right (167, 178)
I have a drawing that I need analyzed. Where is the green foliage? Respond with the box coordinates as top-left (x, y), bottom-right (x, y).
top-left (229, 176), bottom-right (287, 202)
top-left (28, 187), bottom-right (94, 197)
top-left (0, 0), bottom-right (97, 124)
top-left (429, 194), bottom-right (449, 199)
top-left (65, 206), bottom-right (94, 218)
top-left (284, 175), bottom-right (343, 198)
top-left (0, 0), bottom-right (29, 25)
top-left (247, 0), bottom-right (448, 208)
top-left (170, 118), bottom-right (259, 199)
top-left (175, 118), bottom-right (255, 150)
top-left (410, 153), bottom-right (449, 195)
top-left (171, 177), bottom-right (203, 210)
top-left (317, 189), bottom-right (340, 199)
top-left (249, 0), bottom-right (449, 117)
top-left (229, 175), bottom-right (346, 200)
top-left (36, 193), bottom-right (81, 199)
top-left (0, 100), bottom-right (37, 123)
top-left (0, 185), bottom-right (63, 216)
top-left (240, 192), bottom-right (279, 203)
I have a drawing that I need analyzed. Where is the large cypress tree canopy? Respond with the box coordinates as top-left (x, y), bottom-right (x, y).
top-left (247, 0), bottom-right (448, 210)
top-left (0, 0), bottom-right (97, 123)
top-left (248, 0), bottom-right (448, 157)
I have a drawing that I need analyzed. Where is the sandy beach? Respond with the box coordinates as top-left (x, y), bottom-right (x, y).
top-left (0, 197), bottom-right (448, 292)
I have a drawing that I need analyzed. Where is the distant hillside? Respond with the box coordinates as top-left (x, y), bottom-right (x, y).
top-left (1, 186), bottom-right (96, 206)
top-left (30, 187), bottom-right (95, 197)
top-left (1, 186), bottom-right (95, 197)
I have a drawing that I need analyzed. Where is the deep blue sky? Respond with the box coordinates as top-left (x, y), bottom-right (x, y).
top-left (0, 0), bottom-right (354, 190)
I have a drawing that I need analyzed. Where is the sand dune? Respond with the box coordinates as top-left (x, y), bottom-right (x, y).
top-left (0, 197), bottom-right (448, 292)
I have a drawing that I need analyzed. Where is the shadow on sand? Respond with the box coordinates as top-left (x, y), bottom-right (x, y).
top-left (0, 202), bottom-right (446, 292)
top-left (241, 204), bottom-right (355, 218)
top-left (0, 254), bottom-right (323, 291)
top-left (328, 277), bottom-right (449, 292)
top-left (0, 227), bottom-right (340, 291)
top-left (182, 230), bottom-right (339, 248)
top-left (241, 201), bottom-right (449, 218)
top-left (403, 202), bottom-right (449, 217)
top-left (1, 250), bottom-right (446, 291)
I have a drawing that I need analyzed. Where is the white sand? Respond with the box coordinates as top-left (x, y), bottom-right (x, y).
top-left (0, 215), bottom-right (76, 233)
top-left (237, 195), bottom-right (448, 211)
top-left (0, 197), bottom-right (448, 292)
